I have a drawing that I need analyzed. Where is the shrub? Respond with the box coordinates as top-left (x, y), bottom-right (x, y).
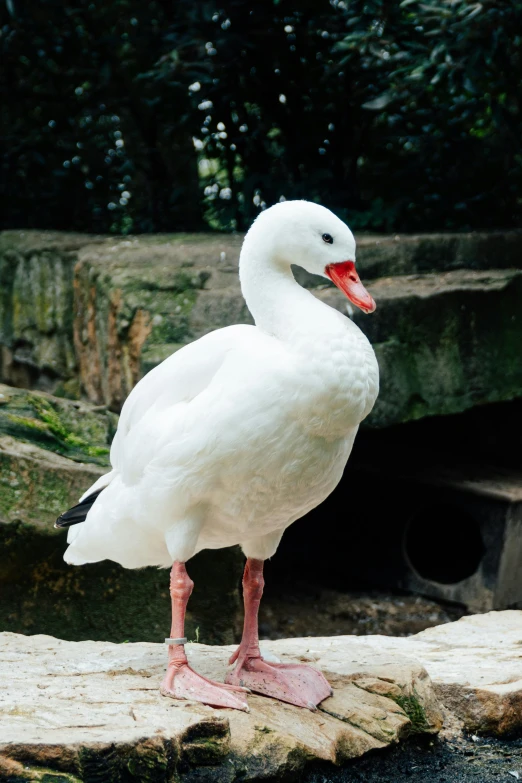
top-left (1, 0), bottom-right (520, 233)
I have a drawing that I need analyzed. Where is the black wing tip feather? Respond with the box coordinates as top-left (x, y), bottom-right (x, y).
top-left (54, 487), bottom-right (104, 529)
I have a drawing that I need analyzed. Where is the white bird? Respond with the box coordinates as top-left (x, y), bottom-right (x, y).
top-left (57, 200), bottom-right (379, 712)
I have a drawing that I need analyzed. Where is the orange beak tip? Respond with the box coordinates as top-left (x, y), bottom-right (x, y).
top-left (325, 261), bottom-right (376, 316)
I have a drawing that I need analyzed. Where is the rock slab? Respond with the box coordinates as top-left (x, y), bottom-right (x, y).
top-left (0, 632), bottom-right (441, 782)
top-left (0, 612), bottom-right (519, 782)
top-left (377, 610), bottom-right (522, 736)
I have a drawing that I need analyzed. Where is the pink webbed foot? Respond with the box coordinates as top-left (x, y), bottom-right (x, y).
top-left (225, 654), bottom-right (332, 710)
top-left (161, 663), bottom-right (249, 711)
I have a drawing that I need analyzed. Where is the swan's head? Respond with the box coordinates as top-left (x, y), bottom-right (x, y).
top-left (245, 200), bottom-right (376, 314)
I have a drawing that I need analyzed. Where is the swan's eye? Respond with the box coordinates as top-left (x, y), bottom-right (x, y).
top-left (322, 233), bottom-right (334, 244)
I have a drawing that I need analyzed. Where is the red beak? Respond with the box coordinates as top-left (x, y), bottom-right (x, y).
top-left (325, 261), bottom-right (376, 314)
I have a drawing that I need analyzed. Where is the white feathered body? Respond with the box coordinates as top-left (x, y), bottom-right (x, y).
top-left (65, 309), bottom-right (378, 568)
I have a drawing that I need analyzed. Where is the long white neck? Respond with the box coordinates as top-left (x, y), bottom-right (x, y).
top-left (239, 230), bottom-right (330, 341)
top-left (238, 217), bottom-right (379, 435)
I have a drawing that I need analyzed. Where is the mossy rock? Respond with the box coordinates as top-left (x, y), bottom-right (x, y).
top-left (322, 267), bottom-right (522, 428)
top-left (0, 384), bottom-right (114, 466)
top-left (0, 232), bottom-right (102, 394)
top-left (0, 439), bottom-right (105, 532)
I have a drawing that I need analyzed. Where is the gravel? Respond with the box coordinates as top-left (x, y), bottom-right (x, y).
top-left (304, 733), bottom-right (522, 783)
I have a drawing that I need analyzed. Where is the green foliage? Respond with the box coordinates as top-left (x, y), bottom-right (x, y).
top-left (334, 0), bottom-right (522, 231)
top-left (393, 692), bottom-right (431, 734)
top-left (172, 0), bottom-right (359, 229)
top-left (1, 0), bottom-right (521, 233)
top-left (0, 0), bottom-right (204, 233)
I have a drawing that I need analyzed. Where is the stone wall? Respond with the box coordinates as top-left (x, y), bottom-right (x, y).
top-left (1, 228), bottom-right (521, 426)
top-left (0, 232), bottom-right (103, 396)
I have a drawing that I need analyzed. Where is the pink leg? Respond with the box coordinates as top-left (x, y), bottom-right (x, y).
top-left (160, 562), bottom-right (249, 710)
top-left (225, 559), bottom-right (332, 710)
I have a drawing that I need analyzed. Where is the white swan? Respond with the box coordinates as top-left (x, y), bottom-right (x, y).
top-left (57, 200), bottom-right (379, 711)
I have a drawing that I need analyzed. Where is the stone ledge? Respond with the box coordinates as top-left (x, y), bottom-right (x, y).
top-left (1, 612), bottom-right (520, 780)
top-left (3, 227), bottom-right (521, 277)
top-left (72, 243), bottom-right (522, 422)
top-left (0, 435), bottom-right (104, 532)
top-left (376, 610), bottom-right (522, 736)
top-left (0, 632), bottom-right (441, 782)
top-left (0, 383), bottom-right (112, 531)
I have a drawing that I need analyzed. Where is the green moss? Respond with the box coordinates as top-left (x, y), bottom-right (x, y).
top-left (0, 757), bottom-right (82, 782)
top-left (126, 751), bottom-right (169, 782)
top-left (392, 693), bottom-right (430, 734)
top-left (0, 240), bottom-right (78, 398)
top-left (116, 288), bottom-right (197, 347)
top-left (6, 414), bottom-right (49, 432)
top-left (80, 739), bottom-right (177, 783)
top-left (33, 398), bottom-right (109, 461)
top-left (0, 451), bottom-right (96, 532)
top-left (149, 290), bottom-right (198, 345)
top-left (0, 386), bottom-right (112, 466)
top-left (364, 273), bottom-right (522, 428)
top-left (141, 343), bottom-right (183, 375)
top-left (181, 719), bottom-right (231, 767)
top-left (85, 445), bottom-right (111, 458)
top-left (52, 378), bottom-right (82, 400)
top-left (32, 396), bottom-right (81, 441)
top-left (121, 269), bottom-right (209, 295)
top-left (31, 770), bottom-right (82, 783)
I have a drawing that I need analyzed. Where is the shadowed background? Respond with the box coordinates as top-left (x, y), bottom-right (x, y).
top-left (1, 0), bottom-right (521, 234)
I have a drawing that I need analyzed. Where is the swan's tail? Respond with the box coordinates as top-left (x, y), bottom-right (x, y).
top-left (55, 487), bottom-right (105, 529)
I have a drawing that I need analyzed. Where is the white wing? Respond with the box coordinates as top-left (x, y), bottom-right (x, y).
top-left (83, 324), bottom-right (258, 497)
top-left (67, 323), bottom-right (268, 566)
